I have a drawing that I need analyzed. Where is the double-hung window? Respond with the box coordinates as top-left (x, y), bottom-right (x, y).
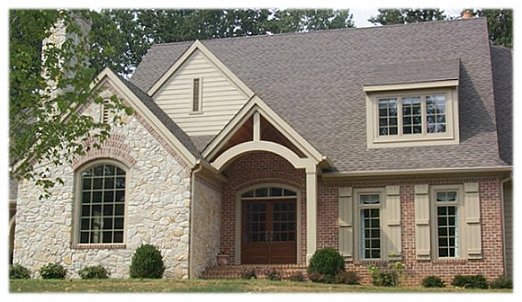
top-left (355, 189), bottom-right (384, 260)
top-left (431, 185), bottom-right (463, 259)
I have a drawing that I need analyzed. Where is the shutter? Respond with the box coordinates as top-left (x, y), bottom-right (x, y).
top-left (464, 182), bottom-right (482, 259)
top-left (414, 184), bottom-right (431, 260)
top-left (385, 186), bottom-right (401, 259)
top-left (338, 187), bottom-right (353, 260)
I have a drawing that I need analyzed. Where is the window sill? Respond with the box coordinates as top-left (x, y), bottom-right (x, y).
top-left (189, 111), bottom-right (204, 115)
top-left (72, 243), bottom-right (126, 250)
top-left (432, 258), bottom-right (467, 264)
top-left (368, 135), bottom-right (458, 149)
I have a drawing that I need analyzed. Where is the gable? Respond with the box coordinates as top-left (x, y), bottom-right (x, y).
top-left (152, 48), bottom-right (251, 137)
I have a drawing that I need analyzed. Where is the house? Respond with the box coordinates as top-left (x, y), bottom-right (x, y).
top-left (13, 17), bottom-right (512, 285)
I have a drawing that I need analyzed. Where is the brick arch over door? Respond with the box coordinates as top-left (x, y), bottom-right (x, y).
top-left (221, 151), bottom-right (307, 264)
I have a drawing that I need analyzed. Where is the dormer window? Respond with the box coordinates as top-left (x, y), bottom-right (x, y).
top-left (365, 81), bottom-right (459, 148)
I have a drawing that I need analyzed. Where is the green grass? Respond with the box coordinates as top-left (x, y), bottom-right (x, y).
top-left (9, 279), bottom-right (513, 293)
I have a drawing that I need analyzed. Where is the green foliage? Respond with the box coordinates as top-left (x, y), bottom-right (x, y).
top-left (79, 265), bottom-right (110, 279)
top-left (368, 8), bottom-right (512, 48)
top-left (240, 269), bottom-right (257, 280)
top-left (368, 261), bottom-right (405, 287)
top-left (489, 276), bottom-right (512, 289)
top-left (308, 272), bottom-right (335, 283)
top-left (333, 271), bottom-right (360, 285)
top-left (368, 9), bottom-right (446, 25)
top-left (422, 275), bottom-right (445, 288)
top-left (266, 270), bottom-right (282, 281)
top-left (451, 274), bottom-right (488, 289)
top-left (39, 262), bottom-right (67, 279)
top-left (288, 272), bottom-right (305, 282)
top-left (307, 248), bottom-right (345, 277)
top-left (9, 10), bottom-right (129, 197)
top-left (10, 264), bottom-right (31, 279)
top-left (129, 244), bottom-right (165, 279)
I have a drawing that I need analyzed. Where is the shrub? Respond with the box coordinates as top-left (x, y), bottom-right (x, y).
top-left (308, 248), bottom-right (345, 277)
top-left (451, 274), bottom-right (488, 289)
top-left (240, 269), bottom-right (257, 280)
top-left (368, 263), bottom-right (405, 287)
top-left (422, 275), bottom-right (445, 288)
top-left (40, 263), bottom-right (67, 279)
top-left (334, 271), bottom-right (360, 285)
top-left (129, 244), bottom-right (165, 279)
top-left (79, 265), bottom-right (110, 279)
top-left (490, 276), bottom-right (512, 289)
top-left (288, 272), bottom-right (305, 282)
top-left (10, 264), bottom-right (31, 279)
top-left (308, 272), bottom-right (335, 284)
top-left (266, 270), bottom-right (282, 281)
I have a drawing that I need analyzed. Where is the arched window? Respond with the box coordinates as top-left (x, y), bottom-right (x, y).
top-left (78, 162), bottom-right (126, 244)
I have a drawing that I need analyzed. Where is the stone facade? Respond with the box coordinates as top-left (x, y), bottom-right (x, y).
top-left (13, 97), bottom-right (192, 279)
top-left (190, 177), bottom-right (222, 277)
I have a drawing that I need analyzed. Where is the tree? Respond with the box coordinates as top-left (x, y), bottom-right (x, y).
top-left (9, 10), bottom-right (128, 197)
top-left (473, 9), bottom-right (512, 47)
top-left (369, 8), bottom-right (512, 48)
top-left (368, 9), bottom-right (447, 25)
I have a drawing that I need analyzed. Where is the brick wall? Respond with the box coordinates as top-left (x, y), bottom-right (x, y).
top-left (319, 176), bottom-right (505, 286)
top-left (220, 151), bottom-right (307, 265)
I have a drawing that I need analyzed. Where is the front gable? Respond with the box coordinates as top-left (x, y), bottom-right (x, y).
top-left (150, 41), bottom-right (254, 137)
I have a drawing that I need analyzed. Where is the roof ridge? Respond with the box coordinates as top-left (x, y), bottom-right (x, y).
top-left (149, 17), bottom-right (487, 47)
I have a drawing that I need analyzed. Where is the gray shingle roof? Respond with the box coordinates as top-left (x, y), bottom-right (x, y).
top-left (117, 75), bottom-right (201, 159)
top-left (131, 18), bottom-right (509, 172)
top-left (490, 46), bottom-right (512, 165)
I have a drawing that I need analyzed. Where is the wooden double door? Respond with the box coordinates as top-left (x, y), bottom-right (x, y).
top-left (241, 199), bottom-right (297, 264)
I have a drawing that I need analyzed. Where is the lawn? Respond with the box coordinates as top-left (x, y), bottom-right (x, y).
top-left (9, 279), bottom-right (513, 293)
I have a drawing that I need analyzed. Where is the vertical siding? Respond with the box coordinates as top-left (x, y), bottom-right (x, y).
top-left (153, 49), bottom-right (249, 136)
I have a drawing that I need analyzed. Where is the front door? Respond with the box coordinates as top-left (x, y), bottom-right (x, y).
top-left (241, 199), bottom-right (297, 264)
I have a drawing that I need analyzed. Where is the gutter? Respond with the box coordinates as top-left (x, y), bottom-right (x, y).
top-left (500, 175), bottom-right (512, 277)
top-left (187, 159), bottom-right (204, 279)
top-left (322, 166), bottom-right (512, 179)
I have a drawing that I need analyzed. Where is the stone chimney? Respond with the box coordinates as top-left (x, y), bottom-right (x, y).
top-left (461, 9), bottom-right (474, 20)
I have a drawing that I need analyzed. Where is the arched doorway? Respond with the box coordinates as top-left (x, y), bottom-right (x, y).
top-left (239, 185), bottom-right (298, 264)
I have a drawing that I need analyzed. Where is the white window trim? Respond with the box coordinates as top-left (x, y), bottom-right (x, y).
top-left (72, 159), bottom-right (129, 249)
top-left (353, 188), bottom-right (385, 261)
top-left (190, 77), bottom-right (203, 114)
top-left (366, 87), bottom-right (459, 148)
top-left (430, 184), bottom-right (465, 260)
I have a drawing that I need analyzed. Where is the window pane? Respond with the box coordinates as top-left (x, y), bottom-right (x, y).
top-left (79, 164), bottom-right (125, 244)
top-left (360, 194), bottom-right (380, 205)
top-left (426, 95), bottom-right (446, 133)
top-left (255, 188), bottom-right (268, 197)
top-left (377, 98), bottom-right (398, 136)
top-left (270, 187), bottom-right (283, 196)
top-left (283, 189), bottom-right (296, 196)
top-left (242, 190), bottom-right (254, 198)
top-left (402, 97), bottom-right (421, 135)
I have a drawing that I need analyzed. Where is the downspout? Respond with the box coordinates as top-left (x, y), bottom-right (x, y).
top-left (500, 175), bottom-right (512, 277)
top-left (188, 159), bottom-right (203, 279)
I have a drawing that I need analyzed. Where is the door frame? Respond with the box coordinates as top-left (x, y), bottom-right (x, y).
top-left (235, 183), bottom-right (301, 264)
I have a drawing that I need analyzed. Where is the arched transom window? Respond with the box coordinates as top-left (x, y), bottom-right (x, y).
top-left (241, 186), bottom-right (296, 199)
top-left (79, 163), bottom-right (126, 244)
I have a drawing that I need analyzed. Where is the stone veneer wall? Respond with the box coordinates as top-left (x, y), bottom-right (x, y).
top-left (317, 176), bottom-right (505, 286)
top-left (220, 151), bottom-right (307, 265)
top-left (190, 177), bottom-right (222, 278)
top-left (13, 96), bottom-right (192, 279)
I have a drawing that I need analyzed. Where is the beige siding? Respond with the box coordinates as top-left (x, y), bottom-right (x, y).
top-left (153, 49), bottom-right (249, 136)
top-left (503, 181), bottom-right (512, 278)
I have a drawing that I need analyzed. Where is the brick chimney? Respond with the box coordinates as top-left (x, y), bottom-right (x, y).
top-left (461, 10), bottom-right (474, 20)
